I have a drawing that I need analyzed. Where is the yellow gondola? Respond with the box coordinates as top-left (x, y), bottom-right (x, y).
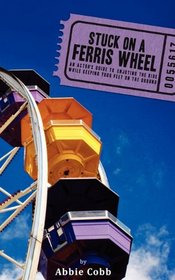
top-left (21, 99), bottom-right (101, 185)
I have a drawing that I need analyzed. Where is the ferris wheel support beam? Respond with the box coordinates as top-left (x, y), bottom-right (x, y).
top-left (0, 191), bottom-right (36, 231)
top-left (0, 68), bottom-right (48, 279)
top-left (0, 187), bottom-right (23, 205)
top-left (0, 147), bottom-right (20, 175)
top-left (0, 102), bottom-right (27, 134)
top-left (0, 250), bottom-right (24, 270)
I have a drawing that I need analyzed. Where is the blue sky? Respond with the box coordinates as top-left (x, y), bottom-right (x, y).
top-left (0, 0), bottom-right (175, 279)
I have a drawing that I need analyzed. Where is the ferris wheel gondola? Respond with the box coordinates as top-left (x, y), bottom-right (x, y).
top-left (0, 68), bottom-right (132, 280)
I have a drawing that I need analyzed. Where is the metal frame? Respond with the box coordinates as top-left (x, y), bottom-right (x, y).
top-left (0, 68), bottom-right (109, 279)
top-left (0, 147), bottom-right (20, 174)
top-left (99, 161), bottom-right (110, 188)
top-left (0, 68), bottom-right (48, 280)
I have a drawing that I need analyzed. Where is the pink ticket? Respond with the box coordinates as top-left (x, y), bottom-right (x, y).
top-left (54, 14), bottom-right (175, 102)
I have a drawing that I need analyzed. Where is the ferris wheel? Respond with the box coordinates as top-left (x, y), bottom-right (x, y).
top-left (0, 68), bottom-right (49, 279)
top-left (0, 68), bottom-right (132, 280)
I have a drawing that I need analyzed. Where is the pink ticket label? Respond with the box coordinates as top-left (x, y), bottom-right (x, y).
top-left (54, 14), bottom-right (175, 102)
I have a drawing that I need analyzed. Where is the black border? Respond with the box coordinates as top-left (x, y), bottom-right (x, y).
top-left (64, 20), bottom-right (175, 96)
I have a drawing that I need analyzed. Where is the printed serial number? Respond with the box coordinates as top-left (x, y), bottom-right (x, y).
top-left (164, 42), bottom-right (175, 89)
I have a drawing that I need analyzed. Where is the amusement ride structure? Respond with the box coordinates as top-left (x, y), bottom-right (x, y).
top-left (0, 68), bottom-right (132, 279)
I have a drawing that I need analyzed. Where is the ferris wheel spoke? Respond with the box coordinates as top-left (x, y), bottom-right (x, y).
top-left (0, 102), bottom-right (27, 135)
top-left (0, 68), bottom-right (48, 279)
top-left (0, 250), bottom-right (25, 269)
top-left (0, 147), bottom-right (20, 174)
top-left (0, 190), bottom-right (36, 232)
top-left (0, 181), bottom-right (37, 211)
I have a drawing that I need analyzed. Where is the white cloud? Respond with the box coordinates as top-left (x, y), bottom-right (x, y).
top-left (1, 213), bottom-right (30, 241)
top-left (151, 162), bottom-right (166, 189)
top-left (115, 131), bottom-right (130, 155)
top-left (0, 265), bottom-right (22, 280)
top-left (0, 265), bottom-right (44, 280)
top-left (1, 222), bottom-right (175, 280)
top-left (126, 224), bottom-right (175, 280)
top-left (113, 167), bottom-right (121, 176)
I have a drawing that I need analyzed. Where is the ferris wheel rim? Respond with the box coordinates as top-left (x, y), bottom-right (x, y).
top-left (0, 68), bottom-right (48, 280)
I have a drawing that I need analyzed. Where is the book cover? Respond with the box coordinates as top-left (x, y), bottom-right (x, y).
top-left (0, 1), bottom-right (175, 279)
